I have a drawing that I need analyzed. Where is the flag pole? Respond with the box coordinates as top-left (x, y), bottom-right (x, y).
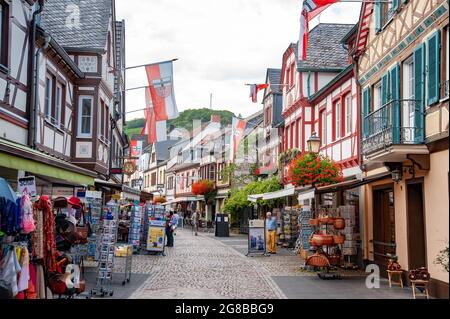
top-left (117, 58), bottom-right (179, 71)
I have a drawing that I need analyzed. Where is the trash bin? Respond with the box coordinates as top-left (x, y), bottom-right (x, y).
top-left (215, 214), bottom-right (229, 237)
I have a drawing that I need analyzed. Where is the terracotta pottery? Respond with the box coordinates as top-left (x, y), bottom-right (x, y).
top-left (318, 217), bottom-right (329, 224)
top-left (311, 234), bottom-right (334, 246)
top-left (333, 234), bottom-right (345, 244)
top-left (306, 253), bottom-right (330, 267)
top-left (333, 218), bottom-right (345, 229)
top-left (327, 218), bottom-right (335, 225)
top-left (328, 255), bottom-right (341, 266)
top-left (309, 218), bottom-right (319, 226)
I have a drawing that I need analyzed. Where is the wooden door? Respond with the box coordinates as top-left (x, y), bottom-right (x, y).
top-left (373, 186), bottom-right (396, 276)
top-left (407, 181), bottom-right (427, 271)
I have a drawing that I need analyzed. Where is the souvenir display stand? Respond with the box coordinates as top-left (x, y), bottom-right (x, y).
top-left (280, 207), bottom-right (300, 249)
top-left (114, 244), bottom-right (132, 286)
top-left (295, 205), bottom-right (314, 258)
top-left (128, 203), bottom-right (142, 253)
top-left (141, 204), bottom-right (166, 256)
top-left (90, 201), bottom-right (119, 297)
top-left (84, 191), bottom-right (103, 261)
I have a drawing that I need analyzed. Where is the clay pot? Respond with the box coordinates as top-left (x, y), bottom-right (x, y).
top-left (327, 218), bottom-right (335, 225)
top-left (309, 218), bottom-right (319, 226)
top-left (311, 234), bottom-right (334, 246)
top-left (333, 234), bottom-right (345, 244)
top-left (333, 218), bottom-right (345, 230)
top-left (318, 217), bottom-right (329, 224)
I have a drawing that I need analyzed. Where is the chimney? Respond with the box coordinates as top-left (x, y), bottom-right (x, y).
top-left (211, 114), bottom-right (221, 123)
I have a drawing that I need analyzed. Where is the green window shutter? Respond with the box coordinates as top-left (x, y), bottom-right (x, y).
top-left (393, 0), bottom-right (399, 10)
top-left (381, 72), bottom-right (390, 128)
top-left (374, 1), bottom-right (382, 33)
top-left (390, 64), bottom-right (401, 143)
top-left (414, 43), bottom-right (425, 143)
top-left (362, 88), bottom-right (370, 138)
top-left (427, 30), bottom-right (441, 106)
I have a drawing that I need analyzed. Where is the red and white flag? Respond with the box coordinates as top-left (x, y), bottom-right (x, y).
top-left (141, 87), bottom-right (167, 144)
top-left (299, 0), bottom-right (339, 61)
top-left (249, 84), bottom-right (269, 103)
top-left (230, 117), bottom-right (247, 161)
top-left (145, 61), bottom-right (179, 121)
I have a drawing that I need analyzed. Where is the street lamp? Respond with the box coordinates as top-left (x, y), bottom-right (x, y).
top-left (307, 132), bottom-right (321, 154)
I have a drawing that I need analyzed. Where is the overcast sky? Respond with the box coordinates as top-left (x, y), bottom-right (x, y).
top-left (116, 0), bottom-right (361, 120)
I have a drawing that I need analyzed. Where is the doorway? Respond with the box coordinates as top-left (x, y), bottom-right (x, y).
top-left (372, 186), bottom-right (396, 276)
top-left (407, 180), bottom-right (427, 270)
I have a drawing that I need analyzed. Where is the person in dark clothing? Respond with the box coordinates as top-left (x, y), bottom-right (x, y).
top-left (165, 211), bottom-right (174, 247)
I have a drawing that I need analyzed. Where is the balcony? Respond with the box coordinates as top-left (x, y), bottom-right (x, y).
top-left (362, 100), bottom-right (429, 162)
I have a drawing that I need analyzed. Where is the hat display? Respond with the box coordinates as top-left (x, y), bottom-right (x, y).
top-left (53, 197), bottom-right (68, 209)
top-left (67, 196), bottom-right (81, 207)
top-left (66, 215), bottom-right (77, 227)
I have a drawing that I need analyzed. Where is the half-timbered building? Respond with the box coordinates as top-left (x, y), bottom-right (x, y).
top-left (354, 0), bottom-right (449, 298)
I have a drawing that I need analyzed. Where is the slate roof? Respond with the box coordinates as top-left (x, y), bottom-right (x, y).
top-left (297, 23), bottom-right (355, 71)
top-left (41, 0), bottom-right (112, 51)
top-left (155, 139), bottom-right (179, 162)
top-left (267, 68), bottom-right (282, 94)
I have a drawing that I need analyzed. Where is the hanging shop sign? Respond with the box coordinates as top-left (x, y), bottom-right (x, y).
top-left (112, 194), bottom-right (121, 200)
top-left (247, 219), bottom-right (266, 256)
top-left (18, 176), bottom-right (36, 197)
top-left (123, 162), bottom-right (137, 176)
top-left (86, 190), bottom-right (102, 199)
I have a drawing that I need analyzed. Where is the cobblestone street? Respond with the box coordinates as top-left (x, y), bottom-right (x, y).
top-left (87, 229), bottom-right (415, 299)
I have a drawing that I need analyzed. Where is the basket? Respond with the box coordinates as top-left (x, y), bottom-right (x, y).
top-left (311, 234), bottom-right (334, 246)
top-left (333, 218), bottom-right (345, 229)
top-left (306, 253), bottom-right (330, 267)
top-left (333, 235), bottom-right (345, 244)
top-left (328, 255), bottom-right (341, 266)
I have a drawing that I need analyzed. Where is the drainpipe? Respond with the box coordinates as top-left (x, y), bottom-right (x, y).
top-left (28, 0), bottom-right (45, 149)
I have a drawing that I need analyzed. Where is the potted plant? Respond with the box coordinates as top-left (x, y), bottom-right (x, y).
top-left (435, 242), bottom-right (449, 273)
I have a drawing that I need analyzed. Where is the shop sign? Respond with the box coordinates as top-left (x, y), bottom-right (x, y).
top-left (110, 168), bottom-right (123, 175)
top-left (86, 190), bottom-right (102, 199)
top-left (52, 187), bottom-right (75, 197)
top-left (249, 219), bottom-right (264, 228)
top-left (123, 162), bottom-right (137, 176)
top-left (18, 176), bottom-right (36, 197)
top-left (248, 219), bottom-right (266, 255)
top-left (112, 194), bottom-right (121, 200)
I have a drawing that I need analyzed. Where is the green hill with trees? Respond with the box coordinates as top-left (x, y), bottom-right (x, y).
top-left (124, 108), bottom-right (235, 138)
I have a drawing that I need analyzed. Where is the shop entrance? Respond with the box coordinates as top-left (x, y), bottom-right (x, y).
top-left (372, 186), bottom-right (396, 277)
top-left (407, 180), bottom-right (427, 270)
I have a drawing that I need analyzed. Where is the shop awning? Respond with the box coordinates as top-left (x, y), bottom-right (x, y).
top-left (297, 187), bottom-right (315, 201)
top-left (262, 186), bottom-right (295, 200)
top-left (94, 179), bottom-right (123, 191)
top-left (315, 172), bottom-right (391, 194)
top-left (167, 196), bottom-right (204, 204)
top-left (0, 147), bottom-right (95, 186)
top-left (248, 194), bottom-right (264, 202)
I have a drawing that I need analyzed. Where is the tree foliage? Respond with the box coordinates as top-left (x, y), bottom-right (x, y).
top-left (223, 177), bottom-right (282, 216)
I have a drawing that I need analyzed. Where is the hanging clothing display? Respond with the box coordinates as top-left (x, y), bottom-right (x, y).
top-left (33, 196), bottom-right (57, 273)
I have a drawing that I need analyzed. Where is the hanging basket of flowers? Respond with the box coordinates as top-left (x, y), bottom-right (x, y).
top-left (153, 196), bottom-right (166, 204)
top-left (192, 179), bottom-right (215, 195)
top-left (286, 152), bottom-right (343, 187)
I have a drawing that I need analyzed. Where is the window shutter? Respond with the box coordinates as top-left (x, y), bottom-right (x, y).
top-left (362, 87), bottom-right (370, 138)
top-left (374, 0), bottom-right (382, 33)
top-left (427, 30), bottom-right (441, 106)
top-left (381, 73), bottom-right (390, 129)
top-left (414, 43), bottom-right (425, 143)
top-left (390, 64), bottom-right (401, 143)
top-left (393, 0), bottom-right (399, 10)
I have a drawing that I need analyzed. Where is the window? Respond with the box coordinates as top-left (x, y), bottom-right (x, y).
top-left (151, 152), bottom-right (155, 163)
top-left (151, 172), bottom-right (156, 186)
top-left (427, 30), bottom-right (441, 105)
top-left (373, 81), bottom-right (382, 111)
top-left (55, 85), bottom-right (62, 127)
top-left (78, 96), bottom-right (93, 136)
top-left (320, 110), bottom-right (326, 145)
top-left (334, 100), bottom-right (341, 140)
top-left (0, 1), bottom-right (8, 68)
top-left (45, 76), bottom-right (53, 119)
top-left (209, 165), bottom-right (215, 180)
top-left (296, 119), bottom-right (300, 149)
top-left (290, 122), bottom-right (295, 149)
top-left (345, 94), bottom-right (352, 134)
top-left (375, 0), bottom-right (399, 32)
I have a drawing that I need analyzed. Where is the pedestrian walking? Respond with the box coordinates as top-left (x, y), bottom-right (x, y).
top-left (192, 209), bottom-right (199, 236)
top-left (166, 211), bottom-right (174, 247)
top-left (266, 212), bottom-right (277, 254)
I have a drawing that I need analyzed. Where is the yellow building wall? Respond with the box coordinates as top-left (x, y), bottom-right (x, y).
top-left (393, 180), bottom-right (409, 271)
top-left (424, 149), bottom-right (449, 283)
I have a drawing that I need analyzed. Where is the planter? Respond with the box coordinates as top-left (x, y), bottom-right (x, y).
top-left (333, 218), bottom-right (345, 229)
top-left (311, 234), bottom-right (334, 246)
top-left (333, 235), bottom-right (345, 244)
top-left (309, 218), bottom-right (319, 226)
top-left (328, 255), bottom-right (341, 266)
top-left (306, 253), bottom-right (330, 267)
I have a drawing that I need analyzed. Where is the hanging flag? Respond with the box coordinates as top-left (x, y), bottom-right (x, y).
top-left (230, 117), bottom-right (247, 161)
top-left (249, 84), bottom-right (269, 103)
top-left (142, 87), bottom-right (167, 144)
top-left (145, 61), bottom-right (179, 121)
top-left (299, 0), bottom-right (339, 61)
